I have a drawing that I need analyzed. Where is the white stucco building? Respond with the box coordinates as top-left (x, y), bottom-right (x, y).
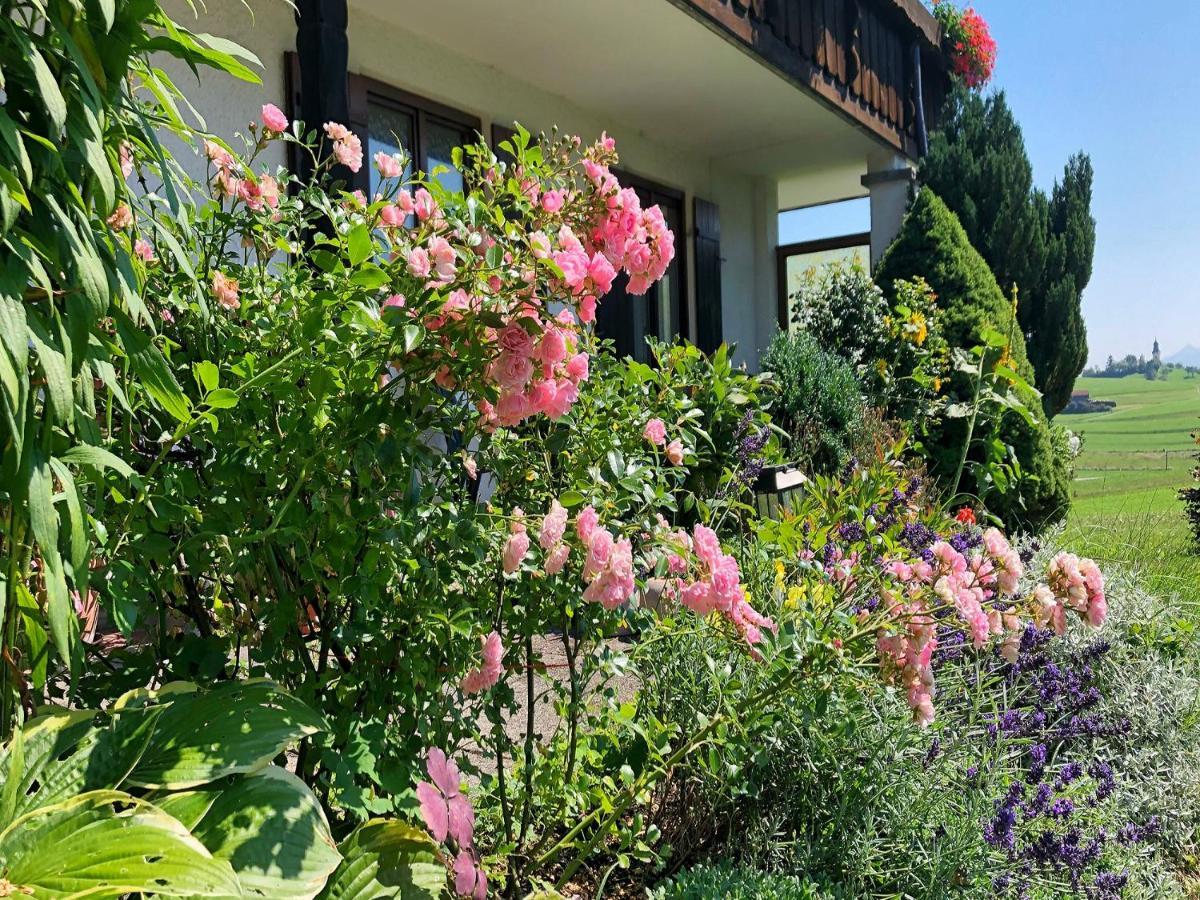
top-left (160, 0), bottom-right (948, 367)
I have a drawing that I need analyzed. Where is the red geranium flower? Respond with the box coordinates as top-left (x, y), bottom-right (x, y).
top-left (956, 507), bottom-right (977, 525)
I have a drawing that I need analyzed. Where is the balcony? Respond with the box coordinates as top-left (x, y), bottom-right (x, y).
top-left (671, 0), bottom-right (949, 159)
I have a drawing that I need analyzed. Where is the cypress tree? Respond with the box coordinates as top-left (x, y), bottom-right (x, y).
top-left (920, 86), bottom-right (1095, 417)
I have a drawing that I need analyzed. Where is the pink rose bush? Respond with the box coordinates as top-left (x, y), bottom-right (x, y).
top-left (873, 527), bottom-right (1107, 726)
top-left (780, 480), bottom-right (1110, 729)
top-left (660, 522), bottom-right (777, 646)
top-left (461, 631), bottom-right (504, 694)
top-left (190, 118), bottom-right (675, 437)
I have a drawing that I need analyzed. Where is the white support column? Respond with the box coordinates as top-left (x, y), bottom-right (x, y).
top-left (861, 154), bottom-right (916, 269)
top-left (751, 175), bottom-right (779, 364)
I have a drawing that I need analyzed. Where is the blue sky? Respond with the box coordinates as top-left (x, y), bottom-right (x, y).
top-left (782, 0), bottom-right (1200, 366)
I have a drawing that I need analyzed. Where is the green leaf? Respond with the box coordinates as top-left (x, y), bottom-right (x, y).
top-left (401, 324), bottom-right (423, 354)
top-left (114, 308), bottom-right (191, 422)
top-left (347, 224), bottom-right (373, 266)
top-left (193, 360), bottom-right (219, 393)
top-left (191, 767), bottom-right (342, 899)
top-left (0, 704), bottom-right (161, 826)
top-left (0, 109), bottom-right (32, 185)
top-left (27, 46), bottom-right (67, 133)
top-left (49, 458), bottom-right (88, 574)
top-left (44, 195), bottom-right (110, 321)
top-left (59, 443), bottom-right (136, 479)
top-left (204, 388), bottom-right (238, 409)
top-left (96, 0), bottom-right (115, 31)
top-left (78, 99), bottom-right (116, 212)
top-left (318, 820), bottom-right (444, 900)
top-left (0, 282), bottom-right (29, 373)
top-left (121, 680), bottom-right (325, 790)
top-left (0, 791), bottom-right (241, 897)
top-left (26, 315), bottom-right (74, 427)
top-left (350, 265), bottom-right (390, 290)
top-left (559, 490), bottom-right (586, 508)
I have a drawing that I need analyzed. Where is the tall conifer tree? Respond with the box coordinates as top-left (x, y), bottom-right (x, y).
top-left (921, 86), bottom-right (1095, 416)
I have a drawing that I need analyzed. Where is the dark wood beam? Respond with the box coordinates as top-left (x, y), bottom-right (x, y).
top-left (294, 0), bottom-right (352, 186)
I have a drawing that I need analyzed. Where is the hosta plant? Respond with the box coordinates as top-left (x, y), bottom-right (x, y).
top-left (0, 680), bottom-right (444, 898)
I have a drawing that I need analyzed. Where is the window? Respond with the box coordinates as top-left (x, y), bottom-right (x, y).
top-left (593, 172), bottom-right (687, 364)
top-left (348, 74), bottom-right (481, 197)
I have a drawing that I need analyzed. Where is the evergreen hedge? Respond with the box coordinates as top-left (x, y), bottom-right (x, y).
top-left (875, 190), bottom-right (1070, 531)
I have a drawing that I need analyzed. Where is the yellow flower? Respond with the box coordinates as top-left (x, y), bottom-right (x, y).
top-left (785, 584), bottom-right (805, 610)
top-left (907, 310), bottom-right (928, 346)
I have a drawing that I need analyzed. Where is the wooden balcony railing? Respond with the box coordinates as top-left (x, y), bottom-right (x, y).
top-left (673, 0), bottom-right (949, 159)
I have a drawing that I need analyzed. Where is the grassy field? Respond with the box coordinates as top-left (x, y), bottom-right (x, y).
top-left (1056, 368), bottom-right (1200, 606)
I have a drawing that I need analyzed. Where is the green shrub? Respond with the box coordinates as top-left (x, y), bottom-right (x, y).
top-left (875, 189), bottom-right (1070, 531)
top-left (786, 264), bottom-right (948, 426)
top-left (760, 331), bottom-right (872, 475)
top-left (650, 864), bottom-right (844, 899)
top-left (789, 261), bottom-right (891, 373)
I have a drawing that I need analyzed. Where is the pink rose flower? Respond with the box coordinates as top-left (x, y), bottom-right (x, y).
top-left (502, 530), bottom-right (529, 574)
top-left (261, 103), bottom-right (288, 133)
top-left (491, 352), bottom-right (535, 391)
top-left (529, 230), bottom-right (551, 259)
top-left (323, 122), bottom-right (362, 172)
top-left (211, 270), bottom-right (240, 310)
top-left (665, 439), bottom-right (684, 466)
top-left (565, 352), bottom-right (590, 382)
top-left (539, 499), bottom-right (569, 550)
top-left (119, 142), bottom-right (134, 179)
top-left (406, 247), bottom-right (431, 279)
top-left (497, 324), bottom-right (535, 357)
top-left (106, 203), bottom-right (132, 231)
top-left (413, 188), bottom-right (437, 222)
top-left (133, 239), bottom-right (155, 263)
top-left (380, 204), bottom-right (405, 227)
top-left (545, 542), bottom-right (570, 575)
top-left (643, 418), bottom-right (667, 447)
top-left (428, 236), bottom-right (456, 283)
top-left (461, 631), bottom-right (504, 694)
top-left (576, 506), bottom-right (599, 543)
top-left (374, 151), bottom-right (403, 179)
top-left (541, 189), bottom-right (564, 212)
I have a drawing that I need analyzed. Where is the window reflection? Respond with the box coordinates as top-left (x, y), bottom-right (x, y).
top-left (367, 102), bottom-right (414, 198)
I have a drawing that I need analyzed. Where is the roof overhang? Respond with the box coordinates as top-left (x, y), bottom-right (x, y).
top-left (348, 0), bottom-right (923, 206)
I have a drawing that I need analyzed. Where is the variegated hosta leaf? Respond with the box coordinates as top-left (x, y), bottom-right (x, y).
top-left (0, 790), bottom-right (241, 898)
top-left (317, 820), bottom-right (446, 900)
top-left (116, 679), bottom-right (326, 790)
top-left (0, 705), bottom-right (161, 829)
top-left (189, 767), bottom-right (342, 899)
top-left (0, 679), bottom-right (323, 829)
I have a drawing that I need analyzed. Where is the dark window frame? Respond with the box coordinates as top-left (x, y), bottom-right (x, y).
top-left (348, 73), bottom-right (482, 195)
top-left (775, 232), bottom-right (870, 328)
top-left (286, 54), bottom-right (482, 194)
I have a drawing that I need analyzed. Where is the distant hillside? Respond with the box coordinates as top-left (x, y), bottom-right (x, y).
top-left (1166, 344), bottom-right (1200, 366)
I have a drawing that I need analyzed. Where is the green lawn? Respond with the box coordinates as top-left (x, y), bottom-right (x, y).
top-left (1056, 368), bottom-right (1200, 607)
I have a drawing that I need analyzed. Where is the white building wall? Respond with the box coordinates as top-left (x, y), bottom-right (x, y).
top-left (154, 0), bottom-right (790, 369)
top-left (156, 0), bottom-right (294, 192)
